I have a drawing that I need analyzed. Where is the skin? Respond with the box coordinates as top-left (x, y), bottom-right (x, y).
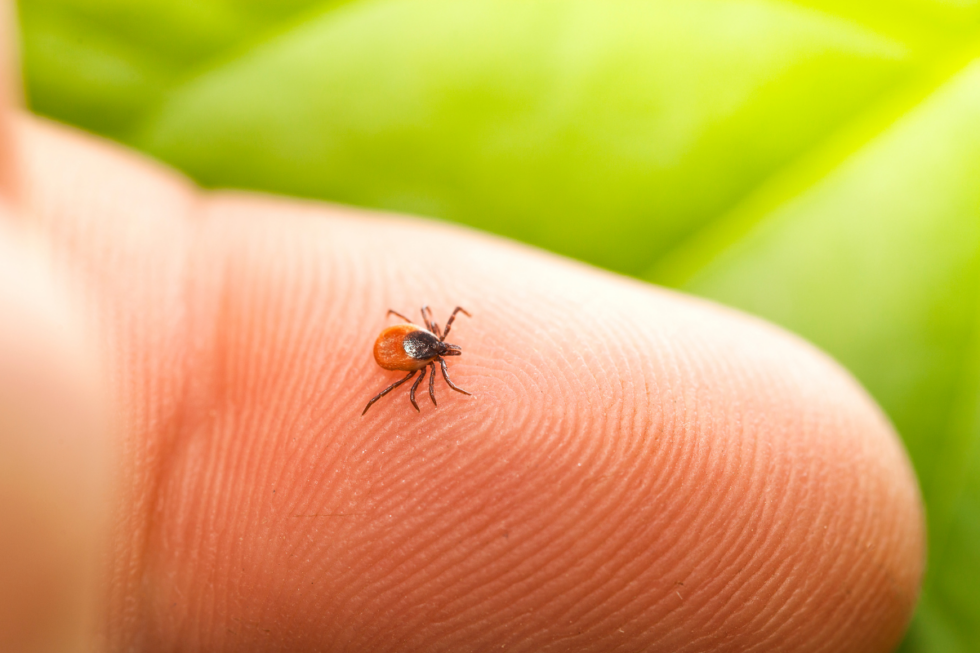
top-left (0, 21), bottom-right (923, 653)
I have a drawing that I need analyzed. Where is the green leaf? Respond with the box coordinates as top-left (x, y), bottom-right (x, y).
top-left (16, 0), bottom-right (980, 649)
top-left (19, 0), bottom-right (333, 136)
top-left (132, 0), bottom-right (910, 276)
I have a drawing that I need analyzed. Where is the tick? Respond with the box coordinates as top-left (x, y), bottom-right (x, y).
top-left (362, 305), bottom-right (472, 415)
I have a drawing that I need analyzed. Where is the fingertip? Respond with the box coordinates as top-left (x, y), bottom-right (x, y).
top-left (177, 197), bottom-right (924, 651)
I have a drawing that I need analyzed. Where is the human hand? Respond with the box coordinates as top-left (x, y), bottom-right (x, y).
top-left (0, 45), bottom-right (923, 653)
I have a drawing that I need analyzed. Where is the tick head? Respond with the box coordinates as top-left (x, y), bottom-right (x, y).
top-left (439, 342), bottom-right (462, 357)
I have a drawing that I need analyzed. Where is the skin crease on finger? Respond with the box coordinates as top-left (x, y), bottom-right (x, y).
top-left (11, 113), bottom-right (924, 653)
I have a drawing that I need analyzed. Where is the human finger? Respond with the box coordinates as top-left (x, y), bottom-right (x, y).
top-left (0, 206), bottom-right (107, 653)
top-left (13, 114), bottom-right (924, 652)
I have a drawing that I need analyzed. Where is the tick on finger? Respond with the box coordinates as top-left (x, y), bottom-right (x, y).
top-left (362, 305), bottom-right (472, 415)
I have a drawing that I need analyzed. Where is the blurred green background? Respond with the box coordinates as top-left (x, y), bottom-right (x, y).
top-left (16, 0), bottom-right (980, 649)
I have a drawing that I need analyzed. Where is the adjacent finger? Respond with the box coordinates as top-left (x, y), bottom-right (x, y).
top-left (0, 217), bottom-right (107, 653)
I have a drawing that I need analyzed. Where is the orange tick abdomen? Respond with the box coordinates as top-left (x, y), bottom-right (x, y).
top-left (373, 324), bottom-right (430, 371)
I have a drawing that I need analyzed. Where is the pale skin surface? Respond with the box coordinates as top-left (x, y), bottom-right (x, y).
top-left (0, 23), bottom-right (924, 653)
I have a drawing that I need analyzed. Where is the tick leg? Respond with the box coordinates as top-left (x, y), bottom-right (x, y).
top-left (440, 306), bottom-right (471, 341)
top-left (387, 309), bottom-right (414, 324)
top-left (421, 305), bottom-right (441, 338)
top-left (428, 362), bottom-right (438, 405)
top-left (410, 365), bottom-right (427, 412)
top-left (362, 370), bottom-right (416, 415)
top-left (440, 357), bottom-right (471, 395)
